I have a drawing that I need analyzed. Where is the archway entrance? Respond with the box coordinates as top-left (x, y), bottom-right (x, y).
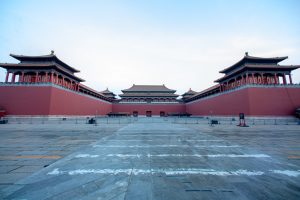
top-left (146, 111), bottom-right (152, 117)
top-left (133, 111), bottom-right (138, 117)
top-left (160, 111), bottom-right (165, 117)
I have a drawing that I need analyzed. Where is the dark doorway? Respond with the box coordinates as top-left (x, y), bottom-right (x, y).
top-left (146, 111), bottom-right (152, 117)
top-left (160, 111), bottom-right (165, 117)
top-left (133, 111), bottom-right (138, 117)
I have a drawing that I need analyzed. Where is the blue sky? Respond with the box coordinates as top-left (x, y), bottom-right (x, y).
top-left (1, 0), bottom-right (300, 95)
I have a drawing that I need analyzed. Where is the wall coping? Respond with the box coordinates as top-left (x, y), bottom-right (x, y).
top-left (186, 84), bottom-right (300, 105)
top-left (0, 82), bottom-right (112, 104)
top-left (116, 102), bottom-right (183, 104)
top-left (2, 82), bottom-right (299, 106)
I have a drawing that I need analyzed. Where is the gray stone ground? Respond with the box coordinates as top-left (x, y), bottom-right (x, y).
top-left (0, 117), bottom-right (299, 199)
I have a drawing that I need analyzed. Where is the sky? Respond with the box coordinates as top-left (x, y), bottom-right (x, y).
top-left (1, 0), bottom-right (300, 96)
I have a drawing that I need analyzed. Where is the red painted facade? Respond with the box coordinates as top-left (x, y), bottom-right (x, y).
top-left (1, 84), bottom-right (299, 117)
top-left (0, 84), bottom-right (112, 116)
top-left (186, 86), bottom-right (300, 116)
top-left (1, 52), bottom-right (300, 117)
top-left (0, 85), bottom-right (52, 115)
top-left (112, 103), bottom-right (186, 116)
top-left (49, 86), bottom-right (112, 115)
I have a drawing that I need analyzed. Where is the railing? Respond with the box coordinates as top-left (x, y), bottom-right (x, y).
top-left (0, 82), bottom-right (112, 102)
top-left (2, 116), bottom-right (133, 125)
top-left (172, 116), bottom-right (300, 125)
top-left (2, 116), bottom-right (299, 125)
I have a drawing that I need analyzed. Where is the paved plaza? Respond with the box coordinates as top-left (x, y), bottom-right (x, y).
top-left (0, 117), bottom-right (299, 199)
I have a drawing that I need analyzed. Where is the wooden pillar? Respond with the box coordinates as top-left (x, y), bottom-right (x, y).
top-left (261, 73), bottom-right (264, 84)
top-left (62, 76), bottom-right (65, 87)
top-left (283, 74), bottom-right (287, 85)
top-left (43, 72), bottom-right (47, 82)
top-left (41, 72), bottom-right (44, 82)
top-left (11, 73), bottom-right (16, 83)
top-left (35, 72), bottom-right (38, 83)
top-left (246, 73), bottom-right (249, 84)
top-left (289, 74), bottom-right (293, 84)
top-left (20, 71), bottom-right (25, 82)
top-left (274, 73), bottom-right (278, 84)
top-left (50, 72), bottom-right (54, 83)
top-left (252, 73), bottom-right (255, 84)
top-left (5, 72), bottom-right (9, 83)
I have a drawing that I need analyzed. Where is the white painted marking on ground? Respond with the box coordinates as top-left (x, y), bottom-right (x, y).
top-left (105, 154), bottom-right (143, 158)
top-left (108, 139), bottom-right (222, 142)
top-left (185, 140), bottom-right (223, 142)
top-left (270, 170), bottom-right (300, 177)
top-left (47, 168), bottom-right (265, 176)
top-left (109, 139), bottom-right (153, 142)
top-left (164, 169), bottom-right (264, 176)
top-left (104, 154), bottom-right (270, 158)
top-left (93, 145), bottom-right (240, 148)
top-left (48, 168), bottom-right (60, 175)
top-left (75, 154), bottom-right (99, 158)
top-left (119, 135), bottom-right (182, 137)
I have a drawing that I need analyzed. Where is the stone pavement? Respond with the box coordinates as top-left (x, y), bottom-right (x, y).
top-left (0, 118), bottom-right (299, 199)
top-left (0, 123), bottom-right (125, 194)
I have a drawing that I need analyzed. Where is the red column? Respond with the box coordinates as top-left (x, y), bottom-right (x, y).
top-left (5, 72), bottom-right (9, 83)
top-left (20, 71), bottom-right (24, 82)
top-left (41, 73), bottom-right (44, 82)
top-left (274, 73), bottom-right (278, 84)
top-left (283, 74), bottom-right (287, 85)
top-left (289, 74), bottom-right (293, 84)
top-left (11, 73), bottom-right (16, 83)
top-left (43, 73), bottom-right (47, 82)
top-left (62, 76), bottom-right (65, 87)
top-left (50, 72), bottom-right (53, 83)
top-left (252, 73), bottom-right (255, 84)
top-left (35, 72), bottom-right (38, 83)
top-left (261, 73), bottom-right (264, 84)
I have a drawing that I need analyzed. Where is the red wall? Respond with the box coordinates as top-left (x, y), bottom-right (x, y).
top-left (112, 103), bottom-right (186, 116)
top-left (1, 85), bottom-right (299, 117)
top-left (186, 86), bottom-right (300, 116)
top-left (0, 86), bottom-right (52, 115)
top-left (247, 87), bottom-right (300, 116)
top-left (186, 88), bottom-right (250, 116)
top-left (0, 85), bottom-right (112, 116)
top-left (49, 86), bottom-right (112, 115)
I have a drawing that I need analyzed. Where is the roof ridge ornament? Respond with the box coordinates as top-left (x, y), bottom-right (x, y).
top-left (51, 50), bottom-right (55, 55)
top-left (245, 52), bottom-right (249, 56)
